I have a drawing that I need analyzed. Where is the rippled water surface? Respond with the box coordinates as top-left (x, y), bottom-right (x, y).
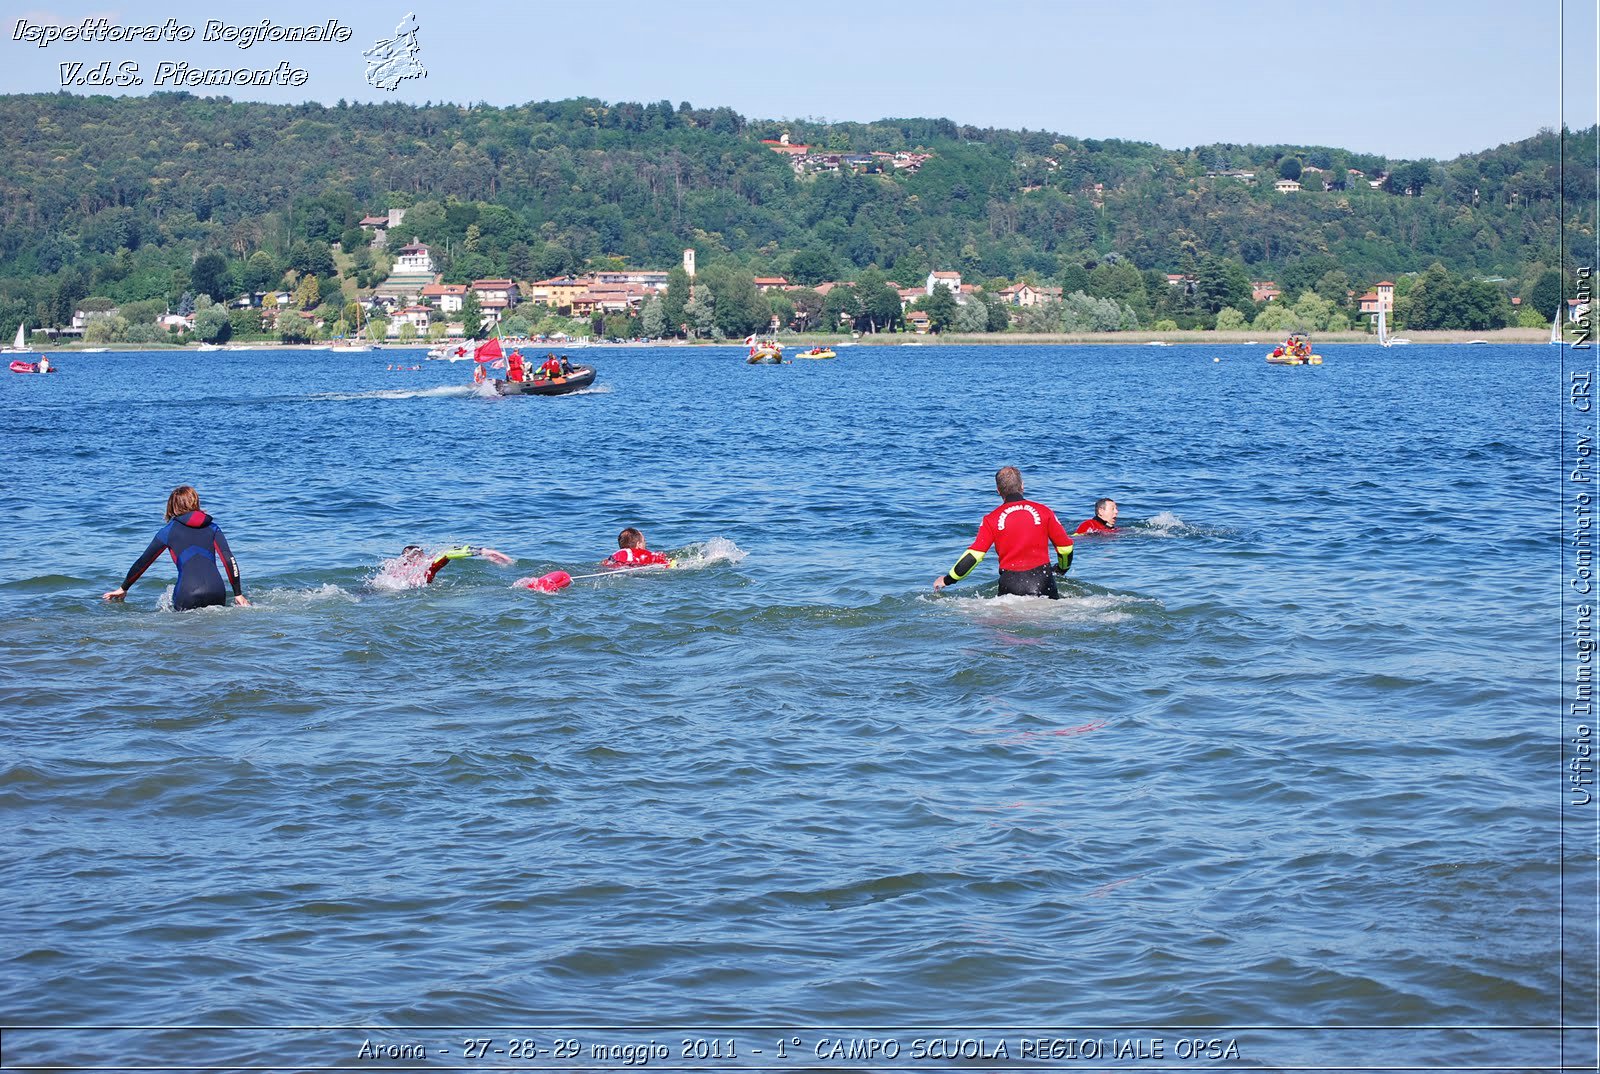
top-left (0, 344), bottom-right (1580, 1068)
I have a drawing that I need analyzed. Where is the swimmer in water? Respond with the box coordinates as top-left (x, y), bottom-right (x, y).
top-left (385, 544), bottom-right (514, 588)
top-left (1074, 497), bottom-right (1118, 535)
top-left (603, 527), bottom-right (673, 568)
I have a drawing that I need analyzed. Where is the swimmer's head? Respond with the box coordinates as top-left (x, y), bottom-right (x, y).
top-left (402, 545), bottom-right (426, 560)
top-left (164, 485), bottom-right (200, 521)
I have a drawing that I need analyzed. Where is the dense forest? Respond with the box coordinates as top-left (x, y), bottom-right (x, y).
top-left (0, 91), bottom-right (1592, 337)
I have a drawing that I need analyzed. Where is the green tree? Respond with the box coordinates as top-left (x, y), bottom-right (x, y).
top-left (1214, 306), bottom-right (1247, 331)
top-left (641, 295), bottom-right (666, 338)
top-left (823, 283), bottom-right (861, 332)
top-left (685, 291), bottom-right (716, 338)
top-left (243, 251), bottom-right (281, 295)
top-left (954, 295), bottom-right (989, 333)
top-left (855, 268), bottom-right (903, 333)
top-left (790, 247), bottom-right (840, 285)
top-left (1278, 157), bottom-right (1302, 181)
top-left (192, 297), bottom-right (231, 342)
top-left (1529, 269), bottom-right (1564, 321)
top-left (985, 294), bottom-right (1011, 332)
top-left (293, 274), bottom-right (320, 309)
top-left (662, 267), bottom-right (690, 337)
top-left (278, 315), bottom-right (313, 343)
top-left (788, 288), bottom-right (824, 334)
top-left (461, 290), bottom-right (483, 339)
top-left (920, 284), bottom-right (958, 332)
top-left (190, 253), bottom-right (231, 302)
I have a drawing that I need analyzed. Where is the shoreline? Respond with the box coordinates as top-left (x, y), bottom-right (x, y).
top-left (37, 326), bottom-right (1557, 350)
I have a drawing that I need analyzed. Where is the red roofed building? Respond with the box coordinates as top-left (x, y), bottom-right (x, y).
top-left (1252, 281), bottom-right (1281, 303)
top-left (761, 133), bottom-right (810, 155)
top-left (420, 282), bottom-right (468, 313)
top-left (753, 276), bottom-right (790, 292)
top-left (391, 304), bottom-right (433, 332)
top-left (470, 279), bottom-right (520, 312)
top-left (527, 276), bottom-right (593, 309)
top-left (1374, 281), bottom-right (1395, 313)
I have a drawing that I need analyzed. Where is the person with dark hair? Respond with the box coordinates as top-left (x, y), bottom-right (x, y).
top-left (103, 485), bottom-right (248, 609)
top-left (934, 466), bottom-right (1073, 598)
top-left (1075, 497), bottom-right (1119, 535)
top-left (605, 527), bottom-right (672, 568)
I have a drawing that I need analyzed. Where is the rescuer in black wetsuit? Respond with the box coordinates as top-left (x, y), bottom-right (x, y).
top-left (103, 485), bottom-right (248, 610)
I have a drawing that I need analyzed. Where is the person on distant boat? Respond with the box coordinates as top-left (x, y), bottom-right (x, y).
top-left (37, 355), bottom-right (51, 373)
top-left (506, 350), bottom-right (525, 382)
top-left (559, 355), bottom-right (575, 375)
top-left (103, 485), bottom-right (248, 610)
top-left (934, 466), bottom-right (1073, 599)
top-left (1075, 498), bottom-right (1119, 535)
top-left (391, 544), bottom-right (513, 587)
top-left (539, 355), bottom-right (564, 380)
top-left (604, 528), bottom-right (673, 568)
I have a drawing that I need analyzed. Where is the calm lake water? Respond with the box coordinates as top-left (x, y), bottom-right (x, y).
top-left (0, 343), bottom-right (1587, 1070)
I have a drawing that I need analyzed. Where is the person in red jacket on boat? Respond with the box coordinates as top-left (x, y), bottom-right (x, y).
top-left (934, 466), bottom-right (1073, 598)
top-left (1074, 497), bottom-right (1119, 535)
top-left (605, 527), bottom-right (673, 568)
top-left (539, 354), bottom-right (564, 380)
top-left (505, 350), bottom-right (525, 382)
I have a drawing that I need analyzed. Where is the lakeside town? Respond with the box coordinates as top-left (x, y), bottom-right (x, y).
top-left (33, 221), bottom-right (1584, 350)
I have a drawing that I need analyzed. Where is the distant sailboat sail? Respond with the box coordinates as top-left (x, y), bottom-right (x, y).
top-left (10, 323), bottom-right (24, 352)
top-left (1552, 311), bottom-right (1563, 345)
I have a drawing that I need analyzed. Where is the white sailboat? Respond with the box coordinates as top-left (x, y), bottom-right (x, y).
top-left (329, 304), bottom-right (372, 352)
top-left (1551, 311), bottom-right (1564, 345)
top-left (3, 322), bottom-right (29, 353)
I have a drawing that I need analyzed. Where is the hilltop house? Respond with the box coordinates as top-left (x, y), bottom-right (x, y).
top-left (393, 241), bottom-right (433, 273)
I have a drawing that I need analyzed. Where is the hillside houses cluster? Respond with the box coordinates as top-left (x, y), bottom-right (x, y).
top-left (1208, 167), bottom-right (1391, 193)
top-left (760, 133), bottom-right (933, 176)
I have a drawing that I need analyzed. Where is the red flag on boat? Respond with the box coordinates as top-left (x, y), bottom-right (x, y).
top-left (474, 337), bottom-right (504, 362)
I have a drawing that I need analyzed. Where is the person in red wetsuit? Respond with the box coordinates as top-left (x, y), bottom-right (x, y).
top-left (605, 527), bottom-right (673, 568)
top-left (1074, 497), bottom-right (1119, 535)
top-left (539, 354), bottom-right (564, 380)
top-left (505, 351), bottom-right (525, 382)
top-left (934, 466), bottom-right (1073, 598)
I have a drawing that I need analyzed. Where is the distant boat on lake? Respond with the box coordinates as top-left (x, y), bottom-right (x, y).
top-left (1376, 307), bottom-right (1410, 347)
top-left (3, 323), bottom-right (31, 354)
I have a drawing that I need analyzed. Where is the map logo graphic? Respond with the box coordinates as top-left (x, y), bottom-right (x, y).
top-left (364, 12), bottom-right (425, 91)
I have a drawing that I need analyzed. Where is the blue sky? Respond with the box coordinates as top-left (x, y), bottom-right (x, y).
top-left (3, 0), bottom-right (1595, 160)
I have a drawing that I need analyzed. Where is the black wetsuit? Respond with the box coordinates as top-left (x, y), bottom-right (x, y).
top-left (121, 510), bottom-right (242, 610)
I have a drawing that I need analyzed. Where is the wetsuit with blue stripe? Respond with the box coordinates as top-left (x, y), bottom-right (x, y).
top-left (120, 510), bottom-right (242, 610)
